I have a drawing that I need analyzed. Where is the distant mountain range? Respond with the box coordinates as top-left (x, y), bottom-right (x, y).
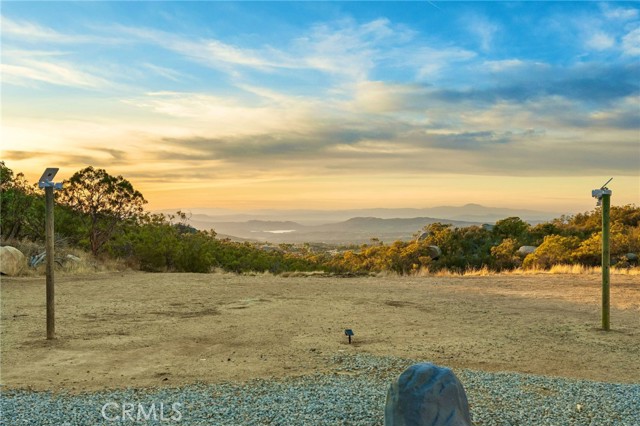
top-left (190, 216), bottom-right (481, 244)
top-left (158, 204), bottom-right (564, 245)
top-left (161, 203), bottom-right (561, 225)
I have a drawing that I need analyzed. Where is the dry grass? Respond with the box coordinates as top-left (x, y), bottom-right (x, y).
top-left (1, 239), bottom-right (129, 277)
top-left (279, 270), bottom-right (329, 278)
top-left (516, 264), bottom-right (640, 276)
top-left (4, 237), bottom-right (638, 278)
top-left (416, 264), bottom-right (640, 277)
top-left (2, 238), bottom-right (43, 259)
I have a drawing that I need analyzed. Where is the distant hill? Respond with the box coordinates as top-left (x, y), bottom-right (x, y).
top-left (188, 216), bottom-right (481, 244)
top-left (160, 203), bottom-right (561, 226)
top-left (415, 203), bottom-right (558, 223)
top-left (156, 203), bottom-right (564, 244)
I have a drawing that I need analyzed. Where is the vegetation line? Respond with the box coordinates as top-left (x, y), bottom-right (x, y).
top-left (2, 162), bottom-right (639, 276)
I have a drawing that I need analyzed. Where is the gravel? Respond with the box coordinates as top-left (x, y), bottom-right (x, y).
top-left (2, 354), bottom-right (638, 425)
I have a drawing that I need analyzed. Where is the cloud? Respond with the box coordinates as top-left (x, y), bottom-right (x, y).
top-left (463, 15), bottom-right (500, 52)
top-left (7, 76), bottom-right (638, 188)
top-left (1, 16), bottom-right (79, 42)
top-left (154, 127), bottom-right (639, 179)
top-left (482, 59), bottom-right (526, 73)
top-left (0, 15), bottom-right (467, 95)
top-left (622, 27), bottom-right (640, 56)
top-left (330, 140), bottom-right (419, 156)
top-left (114, 53), bottom-right (639, 179)
top-left (0, 16), bottom-right (121, 45)
top-left (1, 15), bottom-right (421, 87)
top-left (3, 7), bottom-right (638, 193)
top-left (1, 47), bottom-right (125, 91)
top-left (2, 150), bottom-right (42, 161)
top-left (418, 130), bottom-right (518, 151)
top-left (589, 96), bottom-right (640, 129)
top-left (547, 6), bottom-right (639, 56)
top-left (1, 58), bottom-right (111, 89)
top-left (141, 78), bottom-right (638, 178)
top-left (156, 119), bottom-right (403, 163)
top-left (432, 62), bottom-right (639, 105)
top-left (122, 90), bottom-right (325, 137)
top-left (112, 17), bottom-right (419, 84)
top-left (91, 148), bottom-right (130, 163)
top-left (292, 17), bottom-right (415, 80)
top-left (600, 4), bottom-right (639, 21)
top-left (113, 25), bottom-right (299, 75)
top-left (585, 31), bottom-right (615, 50)
top-left (411, 46), bottom-right (476, 80)
top-left (142, 63), bottom-right (189, 82)
top-left (345, 81), bottom-right (430, 113)
top-left (1, 149), bottom-right (124, 170)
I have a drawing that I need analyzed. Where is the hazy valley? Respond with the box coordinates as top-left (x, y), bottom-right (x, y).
top-left (170, 204), bottom-right (562, 244)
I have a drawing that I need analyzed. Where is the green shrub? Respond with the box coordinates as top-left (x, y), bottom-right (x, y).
top-left (523, 235), bottom-right (581, 269)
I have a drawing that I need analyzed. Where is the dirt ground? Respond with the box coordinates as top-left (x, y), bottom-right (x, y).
top-left (1, 272), bottom-right (639, 392)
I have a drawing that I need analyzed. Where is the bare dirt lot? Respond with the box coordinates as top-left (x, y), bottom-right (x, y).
top-left (1, 272), bottom-right (638, 392)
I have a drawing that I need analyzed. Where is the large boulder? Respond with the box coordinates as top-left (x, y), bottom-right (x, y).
top-left (415, 234), bottom-right (442, 260)
top-left (427, 246), bottom-right (442, 260)
top-left (385, 363), bottom-right (472, 426)
top-left (617, 253), bottom-right (638, 267)
top-left (0, 246), bottom-right (27, 276)
top-left (517, 245), bottom-right (537, 256)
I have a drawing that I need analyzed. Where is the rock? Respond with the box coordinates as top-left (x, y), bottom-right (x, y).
top-left (0, 246), bottom-right (27, 276)
top-left (427, 246), bottom-right (442, 260)
top-left (415, 234), bottom-right (441, 260)
top-left (66, 254), bottom-right (81, 262)
top-left (517, 246), bottom-right (537, 256)
top-left (260, 245), bottom-right (282, 253)
top-left (385, 363), bottom-right (472, 426)
top-left (617, 253), bottom-right (638, 268)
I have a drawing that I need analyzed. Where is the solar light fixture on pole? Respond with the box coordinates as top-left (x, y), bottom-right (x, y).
top-left (345, 329), bottom-right (354, 344)
top-left (592, 178), bottom-right (612, 331)
top-left (38, 168), bottom-right (63, 340)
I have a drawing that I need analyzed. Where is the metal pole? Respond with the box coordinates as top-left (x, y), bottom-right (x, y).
top-left (601, 192), bottom-right (610, 331)
top-left (45, 186), bottom-right (55, 339)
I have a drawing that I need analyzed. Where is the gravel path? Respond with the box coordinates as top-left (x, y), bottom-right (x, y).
top-left (2, 354), bottom-right (638, 425)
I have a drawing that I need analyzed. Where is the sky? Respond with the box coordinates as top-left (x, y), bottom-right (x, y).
top-left (2, 1), bottom-right (639, 215)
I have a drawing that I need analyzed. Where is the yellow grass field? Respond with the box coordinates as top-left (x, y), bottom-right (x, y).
top-left (1, 272), bottom-right (638, 392)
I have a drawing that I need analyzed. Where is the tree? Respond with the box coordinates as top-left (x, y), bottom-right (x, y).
top-left (0, 162), bottom-right (43, 241)
top-left (493, 217), bottom-right (530, 245)
top-left (490, 238), bottom-right (521, 271)
top-left (117, 213), bottom-right (180, 271)
top-left (0, 161), bottom-right (14, 189)
top-left (572, 222), bottom-right (638, 266)
top-left (522, 234), bottom-right (581, 269)
top-left (529, 222), bottom-right (561, 246)
top-left (58, 167), bottom-right (146, 255)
